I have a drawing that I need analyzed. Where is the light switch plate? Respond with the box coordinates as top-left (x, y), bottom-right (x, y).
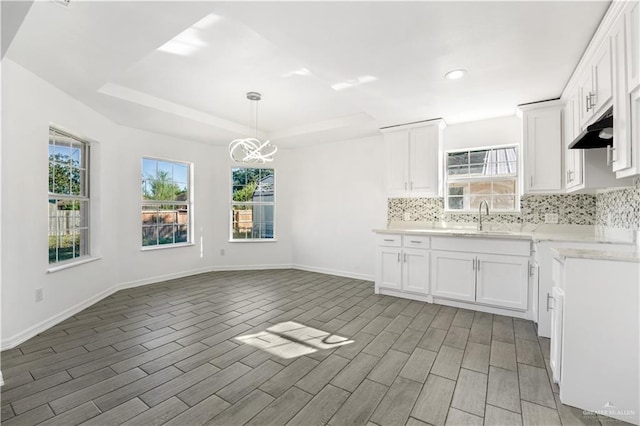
top-left (545, 213), bottom-right (559, 224)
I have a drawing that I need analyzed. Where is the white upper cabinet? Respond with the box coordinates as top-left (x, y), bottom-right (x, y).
top-left (519, 101), bottom-right (564, 194)
top-left (382, 120), bottom-right (446, 197)
top-left (562, 1), bottom-right (640, 179)
top-left (564, 95), bottom-right (584, 191)
top-left (578, 38), bottom-right (613, 129)
top-left (617, 1), bottom-right (640, 178)
top-left (627, 1), bottom-right (639, 92)
top-left (612, 14), bottom-right (631, 172)
top-left (592, 39), bottom-right (614, 118)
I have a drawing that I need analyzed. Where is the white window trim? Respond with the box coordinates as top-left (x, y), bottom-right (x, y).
top-left (444, 143), bottom-right (520, 213)
top-left (47, 256), bottom-right (102, 273)
top-left (229, 166), bottom-right (277, 241)
top-left (141, 156), bottom-right (194, 248)
top-left (48, 126), bottom-right (93, 266)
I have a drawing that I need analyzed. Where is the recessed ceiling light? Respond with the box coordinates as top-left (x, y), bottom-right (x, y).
top-left (444, 69), bottom-right (467, 80)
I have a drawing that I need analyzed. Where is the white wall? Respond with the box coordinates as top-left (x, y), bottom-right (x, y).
top-left (0, 59), bottom-right (293, 348)
top-left (0, 59), bottom-right (524, 348)
top-left (444, 115), bottom-right (521, 151)
top-left (290, 136), bottom-right (388, 280)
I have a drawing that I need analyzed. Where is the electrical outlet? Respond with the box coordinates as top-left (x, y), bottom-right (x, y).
top-left (545, 213), bottom-right (559, 224)
top-left (35, 288), bottom-right (43, 303)
top-left (220, 249), bottom-right (225, 256)
top-left (403, 212), bottom-right (411, 221)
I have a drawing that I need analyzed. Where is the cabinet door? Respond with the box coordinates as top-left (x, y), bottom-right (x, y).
top-left (626, 1), bottom-right (639, 92)
top-left (612, 16), bottom-right (632, 172)
top-left (409, 125), bottom-right (439, 195)
top-left (564, 100), bottom-right (576, 189)
top-left (592, 38), bottom-right (613, 118)
top-left (402, 249), bottom-right (429, 294)
top-left (384, 131), bottom-right (409, 195)
top-left (565, 94), bottom-right (584, 190)
top-left (376, 247), bottom-right (402, 290)
top-left (549, 286), bottom-right (564, 384)
top-left (630, 86), bottom-right (640, 174)
top-left (431, 251), bottom-right (475, 302)
top-left (525, 107), bottom-right (563, 193)
top-left (475, 254), bottom-right (529, 311)
top-left (578, 68), bottom-right (595, 128)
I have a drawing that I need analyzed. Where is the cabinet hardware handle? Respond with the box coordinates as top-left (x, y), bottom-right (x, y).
top-left (383, 239), bottom-right (394, 242)
top-left (586, 95), bottom-right (591, 112)
top-left (403, 253), bottom-right (407, 263)
top-left (530, 175), bottom-right (533, 187)
top-left (410, 240), bottom-right (421, 244)
top-left (410, 181), bottom-right (413, 190)
top-left (546, 293), bottom-right (554, 311)
top-left (397, 253), bottom-right (401, 263)
top-left (529, 263), bottom-right (535, 277)
top-left (472, 258), bottom-right (476, 270)
top-left (606, 145), bottom-right (616, 165)
top-left (586, 92), bottom-right (596, 111)
top-left (566, 170), bottom-right (573, 183)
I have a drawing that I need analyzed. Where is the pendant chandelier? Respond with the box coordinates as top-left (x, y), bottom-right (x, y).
top-left (229, 92), bottom-right (278, 163)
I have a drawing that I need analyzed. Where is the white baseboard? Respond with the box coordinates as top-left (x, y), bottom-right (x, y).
top-left (0, 263), bottom-right (368, 351)
top-left (0, 284), bottom-right (119, 350)
top-left (292, 264), bottom-right (374, 282)
top-left (0, 264), bottom-right (340, 351)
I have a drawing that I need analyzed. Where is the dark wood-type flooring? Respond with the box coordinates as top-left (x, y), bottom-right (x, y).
top-left (0, 269), bottom-right (624, 425)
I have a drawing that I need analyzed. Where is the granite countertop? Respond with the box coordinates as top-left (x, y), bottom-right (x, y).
top-left (552, 247), bottom-right (640, 263)
top-left (374, 222), bottom-right (638, 245)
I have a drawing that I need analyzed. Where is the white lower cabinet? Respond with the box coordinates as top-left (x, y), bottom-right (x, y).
top-left (549, 285), bottom-right (564, 385)
top-left (475, 254), bottom-right (529, 311)
top-left (402, 248), bottom-right (429, 294)
top-left (375, 234), bottom-right (429, 296)
top-left (377, 246), bottom-right (403, 290)
top-left (552, 254), bottom-right (639, 425)
top-left (375, 233), bottom-right (533, 317)
top-left (432, 250), bottom-right (529, 311)
top-left (431, 251), bottom-right (476, 302)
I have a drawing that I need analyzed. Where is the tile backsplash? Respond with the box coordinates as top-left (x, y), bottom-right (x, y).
top-left (389, 187), bottom-right (640, 229)
top-left (595, 186), bottom-right (640, 229)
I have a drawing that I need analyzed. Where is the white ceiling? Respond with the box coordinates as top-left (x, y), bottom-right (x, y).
top-left (5, 1), bottom-right (610, 148)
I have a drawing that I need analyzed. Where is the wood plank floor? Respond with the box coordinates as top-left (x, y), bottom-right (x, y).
top-left (0, 269), bottom-right (621, 425)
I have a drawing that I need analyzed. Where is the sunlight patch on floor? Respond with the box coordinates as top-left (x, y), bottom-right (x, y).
top-left (235, 321), bottom-right (354, 359)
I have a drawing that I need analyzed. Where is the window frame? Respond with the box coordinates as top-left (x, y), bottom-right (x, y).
top-left (229, 166), bottom-right (277, 242)
top-left (444, 144), bottom-right (520, 213)
top-left (48, 127), bottom-right (92, 267)
top-left (141, 156), bottom-right (193, 250)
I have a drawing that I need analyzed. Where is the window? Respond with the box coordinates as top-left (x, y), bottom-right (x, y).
top-left (141, 158), bottom-right (191, 247)
top-left (231, 167), bottom-right (275, 240)
top-left (48, 128), bottom-right (90, 264)
top-left (445, 145), bottom-right (518, 211)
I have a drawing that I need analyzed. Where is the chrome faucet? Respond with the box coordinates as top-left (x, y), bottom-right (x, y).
top-left (478, 200), bottom-right (489, 231)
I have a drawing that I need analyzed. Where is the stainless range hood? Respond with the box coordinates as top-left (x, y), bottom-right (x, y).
top-left (569, 108), bottom-right (613, 149)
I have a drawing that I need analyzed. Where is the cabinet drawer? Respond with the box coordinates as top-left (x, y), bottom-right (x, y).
top-left (403, 235), bottom-right (430, 249)
top-left (377, 234), bottom-right (402, 247)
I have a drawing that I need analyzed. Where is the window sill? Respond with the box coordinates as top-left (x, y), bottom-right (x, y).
top-left (228, 239), bottom-right (278, 243)
top-left (141, 242), bottom-right (195, 252)
top-left (47, 256), bottom-right (102, 273)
